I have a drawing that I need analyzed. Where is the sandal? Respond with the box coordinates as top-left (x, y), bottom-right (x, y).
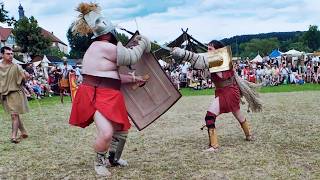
top-left (10, 138), bottom-right (20, 144)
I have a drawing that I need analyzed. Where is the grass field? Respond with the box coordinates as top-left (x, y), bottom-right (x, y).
top-left (180, 83), bottom-right (320, 96)
top-left (0, 90), bottom-right (320, 179)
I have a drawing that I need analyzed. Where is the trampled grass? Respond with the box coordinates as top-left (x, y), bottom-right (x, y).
top-left (0, 92), bottom-right (319, 179)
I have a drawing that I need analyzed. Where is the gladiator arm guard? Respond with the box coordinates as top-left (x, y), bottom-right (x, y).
top-left (117, 35), bottom-right (151, 66)
top-left (172, 47), bottom-right (208, 69)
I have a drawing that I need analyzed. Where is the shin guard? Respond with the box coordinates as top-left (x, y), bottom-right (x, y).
top-left (108, 131), bottom-right (128, 166)
top-left (240, 119), bottom-right (254, 141)
top-left (208, 128), bottom-right (219, 148)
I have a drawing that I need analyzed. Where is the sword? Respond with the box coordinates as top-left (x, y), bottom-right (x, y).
top-left (119, 27), bottom-right (173, 52)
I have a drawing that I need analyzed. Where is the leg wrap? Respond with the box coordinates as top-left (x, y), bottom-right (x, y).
top-left (205, 111), bottom-right (219, 148)
top-left (205, 111), bottom-right (217, 128)
top-left (108, 131), bottom-right (128, 166)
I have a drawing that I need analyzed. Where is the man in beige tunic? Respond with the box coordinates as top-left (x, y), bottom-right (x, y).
top-left (0, 46), bottom-right (29, 143)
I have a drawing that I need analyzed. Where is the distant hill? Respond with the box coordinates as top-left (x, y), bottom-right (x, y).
top-left (220, 31), bottom-right (304, 45)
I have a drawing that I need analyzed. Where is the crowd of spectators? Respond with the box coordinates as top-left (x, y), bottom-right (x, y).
top-left (15, 54), bottom-right (320, 100)
top-left (20, 62), bottom-right (82, 100)
top-left (160, 55), bottom-right (320, 90)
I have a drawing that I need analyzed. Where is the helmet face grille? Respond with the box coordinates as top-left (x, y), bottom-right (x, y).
top-left (84, 11), bottom-right (115, 39)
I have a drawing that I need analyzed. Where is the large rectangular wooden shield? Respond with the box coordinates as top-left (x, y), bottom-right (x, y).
top-left (119, 32), bottom-right (181, 131)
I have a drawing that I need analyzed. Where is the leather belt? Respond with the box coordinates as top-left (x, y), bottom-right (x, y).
top-left (82, 74), bottom-right (121, 90)
top-left (214, 76), bottom-right (236, 89)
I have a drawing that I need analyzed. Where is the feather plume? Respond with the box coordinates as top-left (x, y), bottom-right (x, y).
top-left (72, 2), bottom-right (101, 36)
top-left (76, 2), bottom-right (100, 15)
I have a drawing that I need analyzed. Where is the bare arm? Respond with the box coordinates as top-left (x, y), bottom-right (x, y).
top-left (119, 74), bottom-right (135, 84)
top-left (120, 73), bottom-right (147, 84)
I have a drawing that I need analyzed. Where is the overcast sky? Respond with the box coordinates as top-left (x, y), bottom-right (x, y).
top-left (1, 0), bottom-right (319, 49)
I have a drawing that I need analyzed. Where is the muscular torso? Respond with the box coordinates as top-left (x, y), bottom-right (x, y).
top-left (82, 41), bottom-right (120, 79)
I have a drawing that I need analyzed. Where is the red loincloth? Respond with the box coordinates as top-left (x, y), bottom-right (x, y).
top-left (211, 70), bottom-right (240, 113)
top-left (69, 84), bottom-right (131, 130)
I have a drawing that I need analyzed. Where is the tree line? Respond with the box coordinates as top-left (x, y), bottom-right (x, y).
top-left (221, 26), bottom-right (320, 58)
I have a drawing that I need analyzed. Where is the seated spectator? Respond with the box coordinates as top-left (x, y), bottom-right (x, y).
top-left (295, 74), bottom-right (305, 85)
top-left (248, 71), bottom-right (256, 83)
top-left (31, 80), bottom-right (42, 99)
top-left (305, 65), bottom-right (313, 83)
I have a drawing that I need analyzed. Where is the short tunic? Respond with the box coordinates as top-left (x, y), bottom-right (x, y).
top-left (211, 70), bottom-right (240, 113)
top-left (0, 63), bottom-right (29, 114)
top-left (69, 84), bottom-right (131, 131)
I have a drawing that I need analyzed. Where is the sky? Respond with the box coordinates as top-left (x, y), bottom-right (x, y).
top-left (1, 0), bottom-right (320, 50)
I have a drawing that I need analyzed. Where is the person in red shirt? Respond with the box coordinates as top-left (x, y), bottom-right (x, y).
top-left (172, 40), bottom-right (256, 152)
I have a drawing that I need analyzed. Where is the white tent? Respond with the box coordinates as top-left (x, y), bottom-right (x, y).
top-left (42, 55), bottom-right (51, 64)
top-left (252, 54), bottom-right (263, 63)
top-left (284, 49), bottom-right (303, 56)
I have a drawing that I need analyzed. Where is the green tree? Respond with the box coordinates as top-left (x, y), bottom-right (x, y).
top-left (117, 32), bottom-right (129, 45)
top-left (302, 25), bottom-right (320, 51)
top-left (12, 16), bottom-right (51, 56)
top-left (239, 38), bottom-right (280, 58)
top-left (43, 47), bottom-right (67, 58)
top-left (151, 41), bottom-right (161, 52)
top-left (0, 3), bottom-right (15, 25)
top-left (66, 27), bottom-right (93, 59)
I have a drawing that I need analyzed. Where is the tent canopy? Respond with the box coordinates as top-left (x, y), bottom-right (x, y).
top-left (42, 55), bottom-right (51, 63)
top-left (269, 49), bottom-right (282, 58)
top-left (283, 49), bottom-right (303, 56)
top-left (252, 54), bottom-right (263, 63)
top-left (154, 29), bottom-right (207, 60)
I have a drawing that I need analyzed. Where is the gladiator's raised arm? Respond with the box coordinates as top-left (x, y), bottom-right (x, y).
top-left (171, 47), bottom-right (208, 69)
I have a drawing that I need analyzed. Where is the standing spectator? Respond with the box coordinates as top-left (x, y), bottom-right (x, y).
top-left (0, 46), bottom-right (29, 143)
top-left (180, 61), bottom-right (189, 87)
top-left (59, 62), bottom-right (70, 103)
top-left (171, 69), bottom-right (180, 90)
top-left (186, 68), bottom-right (193, 87)
top-left (315, 63), bottom-right (320, 83)
top-left (305, 64), bottom-right (313, 83)
top-left (242, 65), bottom-right (250, 80)
top-left (256, 65), bottom-right (264, 83)
top-left (25, 63), bottom-right (35, 76)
